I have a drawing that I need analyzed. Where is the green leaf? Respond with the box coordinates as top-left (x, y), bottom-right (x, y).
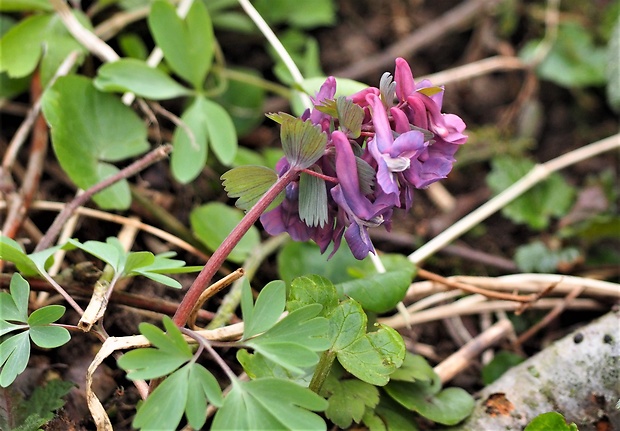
top-left (299, 169), bottom-right (328, 228)
top-left (524, 412), bottom-right (579, 431)
top-left (237, 349), bottom-right (310, 382)
top-left (148, 0), bottom-right (214, 89)
top-left (117, 316), bottom-right (193, 380)
top-left (242, 280), bottom-right (286, 340)
top-left (133, 365), bottom-right (188, 430)
top-left (322, 375), bottom-right (379, 428)
top-left (118, 33), bottom-right (149, 60)
top-left (244, 304), bottom-right (330, 374)
top-left (389, 352), bottom-right (437, 383)
top-left (41, 75), bottom-right (149, 209)
top-left (123, 251), bottom-right (155, 275)
top-left (29, 325), bottom-right (71, 349)
top-left (254, 0), bottom-right (335, 28)
top-left (336, 269), bottom-right (413, 314)
top-left (277, 241), bottom-right (366, 285)
top-left (482, 351), bottom-right (526, 385)
top-left (221, 165), bottom-right (280, 211)
top-left (212, 378), bottom-right (327, 431)
top-left (171, 96), bottom-right (210, 184)
top-left (520, 21), bottom-right (607, 88)
top-left (130, 252), bottom-right (191, 288)
top-left (185, 364), bottom-right (223, 429)
top-left (514, 241), bottom-right (581, 273)
top-left (0, 236), bottom-right (39, 277)
top-left (328, 300), bottom-right (405, 385)
top-left (202, 97), bottom-right (238, 165)
top-left (214, 67), bottom-right (266, 136)
top-left (27, 305), bottom-right (65, 326)
top-left (0, 273), bottom-right (30, 322)
top-left (363, 396), bottom-right (420, 431)
top-left (68, 237), bottom-right (123, 273)
top-left (607, 18), bottom-right (620, 113)
top-left (21, 379), bottom-right (74, 425)
top-left (287, 275), bottom-right (339, 317)
top-left (94, 58), bottom-right (191, 99)
top-left (487, 156), bottom-right (575, 230)
top-left (280, 116), bottom-right (327, 169)
top-left (384, 380), bottom-right (474, 425)
top-left (0, 320), bottom-right (26, 337)
top-left (0, 0), bottom-right (53, 11)
top-left (190, 202), bottom-right (260, 264)
top-left (0, 13), bottom-right (86, 85)
top-left (0, 331), bottom-right (30, 387)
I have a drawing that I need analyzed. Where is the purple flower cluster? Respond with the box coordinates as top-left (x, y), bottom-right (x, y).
top-left (260, 58), bottom-right (467, 259)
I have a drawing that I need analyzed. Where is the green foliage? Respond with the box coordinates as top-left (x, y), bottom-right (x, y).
top-left (148, 0), bottom-right (214, 89)
top-left (481, 351), bottom-right (525, 385)
top-left (328, 299), bottom-right (406, 385)
top-left (221, 165), bottom-right (281, 211)
top-left (0, 379), bottom-right (74, 431)
top-left (524, 411), bottom-right (579, 430)
top-left (68, 237), bottom-right (198, 288)
top-left (0, 12), bottom-right (87, 85)
top-left (94, 58), bottom-right (191, 99)
top-left (211, 378), bottom-right (328, 430)
top-left (607, 17), bottom-right (620, 113)
top-left (287, 275), bottom-right (339, 316)
top-left (514, 241), bottom-right (581, 273)
top-left (240, 280), bottom-right (330, 374)
top-left (383, 352), bottom-right (475, 426)
top-left (254, 0), bottom-right (335, 29)
top-left (487, 156), bottom-right (575, 229)
top-left (0, 274), bottom-right (70, 387)
top-left (190, 202), bottom-right (260, 263)
top-left (0, 236), bottom-right (65, 277)
top-left (363, 396), bottom-right (419, 431)
top-left (41, 75), bottom-right (149, 209)
top-left (0, 0), bottom-right (52, 11)
top-left (321, 363), bottom-right (380, 428)
top-left (520, 21), bottom-right (607, 88)
top-left (117, 316), bottom-right (223, 430)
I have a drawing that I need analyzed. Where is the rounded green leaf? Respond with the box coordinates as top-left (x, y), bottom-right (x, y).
top-left (328, 299), bottom-right (367, 351)
top-left (337, 270), bottom-right (413, 314)
top-left (525, 412), bottom-right (579, 431)
top-left (28, 305), bottom-right (66, 326)
top-left (41, 75), bottom-right (149, 209)
top-left (0, 332), bottom-right (30, 387)
top-left (148, 0), bottom-right (214, 89)
top-left (94, 58), bottom-right (191, 100)
top-left (171, 96), bottom-right (210, 184)
top-left (29, 325), bottom-right (70, 349)
top-left (203, 98), bottom-right (238, 165)
top-left (190, 202), bottom-right (260, 264)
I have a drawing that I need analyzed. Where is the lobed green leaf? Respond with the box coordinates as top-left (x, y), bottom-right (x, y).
top-left (280, 116), bottom-right (327, 169)
top-left (287, 274), bottom-right (339, 316)
top-left (0, 331), bottom-right (30, 387)
top-left (242, 280), bottom-right (286, 340)
top-left (221, 165), bottom-right (280, 211)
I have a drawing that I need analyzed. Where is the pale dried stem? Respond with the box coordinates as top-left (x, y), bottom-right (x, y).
top-left (0, 199), bottom-right (209, 261)
top-left (409, 133), bottom-right (620, 264)
top-left (416, 55), bottom-right (527, 86)
top-left (434, 319), bottom-right (514, 383)
top-left (188, 268), bottom-right (245, 330)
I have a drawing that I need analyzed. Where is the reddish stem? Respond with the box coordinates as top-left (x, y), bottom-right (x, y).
top-left (300, 168), bottom-right (338, 184)
top-left (172, 168), bottom-right (299, 326)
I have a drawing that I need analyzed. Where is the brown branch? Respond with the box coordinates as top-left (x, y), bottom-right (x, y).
top-left (416, 268), bottom-right (536, 303)
top-left (35, 145), bottom-right (172, 252)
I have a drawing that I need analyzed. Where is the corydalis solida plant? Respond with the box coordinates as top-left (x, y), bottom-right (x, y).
top-left (225, 58), bottom-right (467, 260)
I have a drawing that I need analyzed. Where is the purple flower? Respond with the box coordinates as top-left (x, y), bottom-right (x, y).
top-left (366, 93), bottom-right (426, 206)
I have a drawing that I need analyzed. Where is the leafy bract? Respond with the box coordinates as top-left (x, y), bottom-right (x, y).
top-left (94, 58), bottom-right (191, 99)
top-left (336, 96), bottom-right (364, 138)
top-left (336, 269), bottom-right (414, 314)
top-left (0, 274), bottom-right (70, 387)
top-left (117, 316), bottom-right (192, 380)
top-left (0, 12), bottom-right (86, 85)
top-left (148, 0), bottom-right (214, 89)
top-left (299, 169), bottom-right (328, 227)
top-left (280, 116), bottom-right (327, 169)
top-left (41, 75), bottom-right (149, 209)
top-left (190, 202), bottom-right (260, 264)
top-left (212, 378), bottom-right (327, 431)
top-left (221, 165), bottom-right (280, 211)
top-left (487, 156), bottom-right (575, 230)
top-left (328, 299), bottom-right (405, 385)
